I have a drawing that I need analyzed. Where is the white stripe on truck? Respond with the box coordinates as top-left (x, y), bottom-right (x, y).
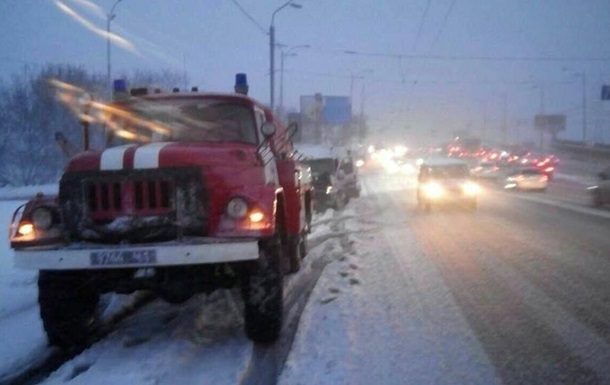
top-left (134, 142), bottom-right (170, 169)
top-left (100, 145), bottom-right (135, 170)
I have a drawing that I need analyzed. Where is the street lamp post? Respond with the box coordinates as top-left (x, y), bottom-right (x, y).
top-left (107, 0), bottom-right (123, 95)
top-left (502, 92), bottom-right (508, 144)
top-left (269, 1), bottom-right (301, 111)
top-left (532, 83), bottom-right (545, 147)
top-left (563, 69), bottom-right (588, 142)
top-left (580, 72), bottom-right (587, 142)
top-left (279, 44), bottom-right (309, 114)
top-left (353, 69), bottom-right (373, 140)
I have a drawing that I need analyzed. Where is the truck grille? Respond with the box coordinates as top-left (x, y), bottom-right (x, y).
top-left (59, 167), bottom-right (208, 243)
top-left (85, 179), bottom-right (173, 220)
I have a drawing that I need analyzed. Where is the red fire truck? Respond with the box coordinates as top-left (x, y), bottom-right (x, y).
top-left (9, 76), bottom-right (313, 347)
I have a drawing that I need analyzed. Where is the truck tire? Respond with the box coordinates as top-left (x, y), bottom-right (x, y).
top-left (286, 235), bottom-right (302, 274)
top-left (242, 237), bottom-right (283, 344)
top-left (299, 231), bottom-right (308, 260)
top-left (38, 270), bottom-right (100, 349)
top-left (286, 230), bottom-right (309, 274)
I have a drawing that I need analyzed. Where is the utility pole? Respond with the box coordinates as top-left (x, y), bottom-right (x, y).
top-left (107, 0), bottom-right (123, 95)
top-left (269, 1), bottom-right (302, 111)
top-left (581, 72), bottom-right (587, 142)
top-left (502, 93), bottom-right (508, 144)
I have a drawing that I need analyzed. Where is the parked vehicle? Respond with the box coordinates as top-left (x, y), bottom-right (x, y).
top-left (589, 166), bottom-right (610, 207)
top-left (306, 157), bottom-right (347, 212)
top-left (336, 155), bottom-right (361, 200)
top-left (9, 75), bottom-right (313, 348)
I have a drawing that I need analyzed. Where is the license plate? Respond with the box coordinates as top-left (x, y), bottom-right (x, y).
top-left (90, 249), bottom-right (157, 266)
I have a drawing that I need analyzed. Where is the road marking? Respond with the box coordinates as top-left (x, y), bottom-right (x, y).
top-left (495, 189), bottom-right (610, 219)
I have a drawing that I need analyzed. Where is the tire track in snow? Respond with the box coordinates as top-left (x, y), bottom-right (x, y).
top-left (413, 202), bottom-right (610, 384)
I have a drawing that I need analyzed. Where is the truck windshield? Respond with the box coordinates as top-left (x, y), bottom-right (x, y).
top-left (104, 98), bottom-right (258, 145)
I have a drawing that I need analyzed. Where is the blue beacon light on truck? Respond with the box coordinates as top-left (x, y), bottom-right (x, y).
top-left (112, 79), bottom-right (129, 101)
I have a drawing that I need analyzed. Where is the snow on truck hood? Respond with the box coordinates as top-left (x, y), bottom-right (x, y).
top-left (65, 142), bottom-right (261, 172)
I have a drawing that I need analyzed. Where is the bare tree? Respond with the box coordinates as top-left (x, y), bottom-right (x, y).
top-left (0, 65), bottom-right (194, 186)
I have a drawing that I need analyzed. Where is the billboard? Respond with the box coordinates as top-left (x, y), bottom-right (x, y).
top-left (300, 94), bottom-right (352, 142)
top-left (300, 94), bottom-right (351, 125)
top-left (323, 96), bottom-right (352, 125)
top-left (534, 114), bottom-right (566, 135)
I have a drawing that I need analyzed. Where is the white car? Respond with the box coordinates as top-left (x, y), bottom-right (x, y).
top-left (504, 168), bottom-right (549, 191)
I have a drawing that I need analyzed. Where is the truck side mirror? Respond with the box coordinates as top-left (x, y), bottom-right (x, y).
top-left (261, 122), bottom-right (276, 138)
top-left (77, 93), bottom-right (93, 150)
top-left (286, 122), bottom-right (298, 141)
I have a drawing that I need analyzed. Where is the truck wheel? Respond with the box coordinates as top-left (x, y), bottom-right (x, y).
top-left (286, 235), bottom-right (302, 274)
top-left (299, 231), bottom-right (308, 260)
top-left (242, 238), bottom-right (283, 344)
top-left (305, 212), bottom-right (313, 234)
top-left (38, 270), bottom-right (100, 349)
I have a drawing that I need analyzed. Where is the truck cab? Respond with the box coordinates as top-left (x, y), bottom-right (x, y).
top-left (9, 81), bottom-right (312, 347)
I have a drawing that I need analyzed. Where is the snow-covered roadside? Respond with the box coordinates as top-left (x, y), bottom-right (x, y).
top-left (32, 210), bottom-right (342, 385)
top-left (278, 193), bottom-right (500, 385)
top-left (0, 185), bottom-right (355, 384)
top-left (0, 199), bottom-right (48, 377)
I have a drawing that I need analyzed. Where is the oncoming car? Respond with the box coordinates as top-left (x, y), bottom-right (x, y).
top-left (416, 159), bottom-right (481, 211)
top-left (589, 165), bottom-right (610, 207)
top-left (503, 168), bottom-right (549, 192)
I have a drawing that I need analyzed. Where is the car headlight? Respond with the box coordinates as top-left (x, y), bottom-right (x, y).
top-left (462, 182), bottom-right (481, 196)
top-left (31, 207), bottom-right (54, 230)
top-left (226, 197), bottom-right (248, 219)
top-left (326, 186), bottom-right (333, 194)
top-left (422, 182), bottom-right (444, 199)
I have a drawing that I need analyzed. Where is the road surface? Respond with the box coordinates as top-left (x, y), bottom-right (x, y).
top-left (331, 170), bottom-right (610, 384)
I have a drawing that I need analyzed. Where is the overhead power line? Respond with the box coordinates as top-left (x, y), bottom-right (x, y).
top-left (412, 0), bottom-right (431, 52)
top-left (230, 0), bottom-right (267, 36)
top-left (432, 0), bottom-right (457, 47)
top-left (319, 47), bottom-right (610, 63)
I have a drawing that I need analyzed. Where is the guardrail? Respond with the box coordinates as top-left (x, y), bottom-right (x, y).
top-left (552, 140), bottom-right (610, 161)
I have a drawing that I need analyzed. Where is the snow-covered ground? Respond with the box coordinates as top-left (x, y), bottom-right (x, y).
top-left (0, 184), bottom-right (385, 384)
top-left (0, 155), bottom-right (606, 384)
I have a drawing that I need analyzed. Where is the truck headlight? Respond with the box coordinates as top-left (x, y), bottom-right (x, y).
top-left (226, 197), bottom-right (248, 219)
top-left (249, 210), bottom-right (265, 223)
top-left (17, 223), bottom-right (34, 236)
top-left (31, 207), bottom-right (54, 230)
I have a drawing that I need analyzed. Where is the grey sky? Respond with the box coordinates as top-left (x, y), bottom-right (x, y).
top-left (2, 0), bottom-right (610, 143)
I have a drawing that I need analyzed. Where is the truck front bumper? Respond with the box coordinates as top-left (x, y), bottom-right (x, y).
top-left (14, 238), bottom-right (259, 270)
